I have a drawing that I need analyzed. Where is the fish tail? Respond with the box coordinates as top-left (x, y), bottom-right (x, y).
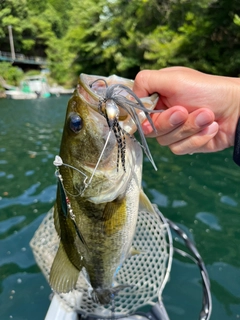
top-left (91, 285), bottom-right (131, 305)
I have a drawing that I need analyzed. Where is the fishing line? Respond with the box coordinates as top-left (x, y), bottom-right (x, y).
top-left (86, 130), bottom-right (112, 187)
top-left (53, 130), bottom-right (112, 196)
top-left (54, 155), bottom-right (88, 192)
top-left (55, 169), bottom-right (89, 250)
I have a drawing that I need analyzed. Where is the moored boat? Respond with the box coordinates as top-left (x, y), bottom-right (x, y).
top-left (3, 75), bottom-right (73, 99)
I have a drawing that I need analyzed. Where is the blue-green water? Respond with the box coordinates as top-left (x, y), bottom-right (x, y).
top-left (0, 97), bottom-right (240, 320)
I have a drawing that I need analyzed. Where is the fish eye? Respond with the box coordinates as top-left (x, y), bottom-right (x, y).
top-left (69, 113), bottom-right (83, 133)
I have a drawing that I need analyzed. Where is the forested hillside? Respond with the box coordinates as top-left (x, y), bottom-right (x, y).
top-left (1, 0), bottom-right (240, 86)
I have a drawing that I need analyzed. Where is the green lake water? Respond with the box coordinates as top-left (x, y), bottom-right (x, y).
top-left (0, 96), bottom-right (240, 319)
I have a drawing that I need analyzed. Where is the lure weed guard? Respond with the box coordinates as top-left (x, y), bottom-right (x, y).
top-left (30, 205), bottom-right (211, 320)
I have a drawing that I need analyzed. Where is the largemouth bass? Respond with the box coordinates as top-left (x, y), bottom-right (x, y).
top-left (49, 74), bottom-right (159, 305)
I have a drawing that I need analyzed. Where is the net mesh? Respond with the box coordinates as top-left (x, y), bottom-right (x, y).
top-left (30, 205), bottom-right (172, 318)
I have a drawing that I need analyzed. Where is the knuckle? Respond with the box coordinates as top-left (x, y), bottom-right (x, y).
top-left (156, 136), bottom-right (169, 147)
top-left (134, 70), bottom-right (148, 86)
top-left (170, 136), bottom-right (201, 155)
top-left (170, 145), bottom-right (185, 155)
top-left (189, 137), bottom-right (202, 149)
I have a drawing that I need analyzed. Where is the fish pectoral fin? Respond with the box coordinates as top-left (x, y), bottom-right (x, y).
top-left (49, 241), bottom-right (82, 293)
top-left (139, 189), bottom-right (155, 214)
top-left (91, 284), bottom-right (132, 305)
top-left (102, 199), bottom-right (126, 235)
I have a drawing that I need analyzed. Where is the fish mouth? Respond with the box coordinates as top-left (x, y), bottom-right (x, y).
top-left (78, 73), bottom-right (134, 106)
top-left (77, 73), bottom-right (159, 134)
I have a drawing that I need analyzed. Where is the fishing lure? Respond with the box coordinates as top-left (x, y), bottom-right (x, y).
top-left (99, 97), bottom-right (126, 172)
top-left (90, 79), bottom-right (163, 171)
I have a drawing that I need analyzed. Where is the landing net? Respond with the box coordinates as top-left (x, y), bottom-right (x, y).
top-left (30, 205), bottom-right (173, 318)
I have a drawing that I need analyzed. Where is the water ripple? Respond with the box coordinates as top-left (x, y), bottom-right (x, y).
top-left (149, 188), bottom-right (168, 207)
top-left (0, 216), bottom-right (26, 234)
top-left (0, 183), bottom-right (56, 209)
top-left (196, 212), bottom-right (222, 231)
top-left (220, 195), bottom-right (238, 207)
top-left (0, 214), bottom-right (45, 268)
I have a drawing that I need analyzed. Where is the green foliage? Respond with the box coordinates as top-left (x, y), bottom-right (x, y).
top-left (0, 62), bottom-right (23, 86)
top-left (1, 0), bottom-right (240, 86)
top-left (46, 37), bottom-right (76, 86)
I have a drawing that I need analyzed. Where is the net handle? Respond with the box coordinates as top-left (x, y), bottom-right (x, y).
top-left (166, 218), bottom-right (212, 320)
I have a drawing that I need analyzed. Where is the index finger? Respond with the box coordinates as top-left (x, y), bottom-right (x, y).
top-left (133, 69), bottom-right (176, 98)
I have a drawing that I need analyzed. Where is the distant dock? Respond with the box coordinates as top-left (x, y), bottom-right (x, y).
top-left (0, 51), bottom-right (47, 67)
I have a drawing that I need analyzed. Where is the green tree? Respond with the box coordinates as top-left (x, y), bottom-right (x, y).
top-left (0, 62), bottom-right (23, 86)
top-left (1, 0), bottom-right (240, 86)
top-left (142, 0), bottom-right (240, 76)
top-left (0, 0), bottom-right (29, 52)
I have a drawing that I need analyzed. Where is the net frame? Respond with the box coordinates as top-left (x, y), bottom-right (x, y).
top-left (30, 205), bottom-right (173, 318)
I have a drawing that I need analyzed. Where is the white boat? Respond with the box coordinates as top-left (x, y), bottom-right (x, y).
top-left (2, 74), bottom-right (74, 99)
top-left (49, 85), bottom-right (74, 96)
top-left (5, 75), bottom-right (51, 99)
top-left (5, 89), bottom-right (39, 99)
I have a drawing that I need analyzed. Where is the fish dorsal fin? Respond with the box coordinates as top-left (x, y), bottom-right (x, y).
top-left (49, 241), bottom-right (82, 293)
top-left (139, 189), bottom-right (155, 214)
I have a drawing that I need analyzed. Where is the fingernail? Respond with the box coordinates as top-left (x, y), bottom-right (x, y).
top-left (195, 112), bottom-right (213, 127)
top-left (200, 121), bottom-right (218, 136)
top-left (169, 111), bottom-right (186, 125)
top-left (141, 120), bottom-right (153, 135)
top-left (206, 121), bottom-right (218, 134)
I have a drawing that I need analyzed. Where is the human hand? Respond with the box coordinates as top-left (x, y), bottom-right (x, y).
top-left (133, 67), bottom-right (240, 154)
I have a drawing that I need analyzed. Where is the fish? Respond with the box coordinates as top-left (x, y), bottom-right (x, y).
top-left (49, 73), bottom-right (160, 305)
